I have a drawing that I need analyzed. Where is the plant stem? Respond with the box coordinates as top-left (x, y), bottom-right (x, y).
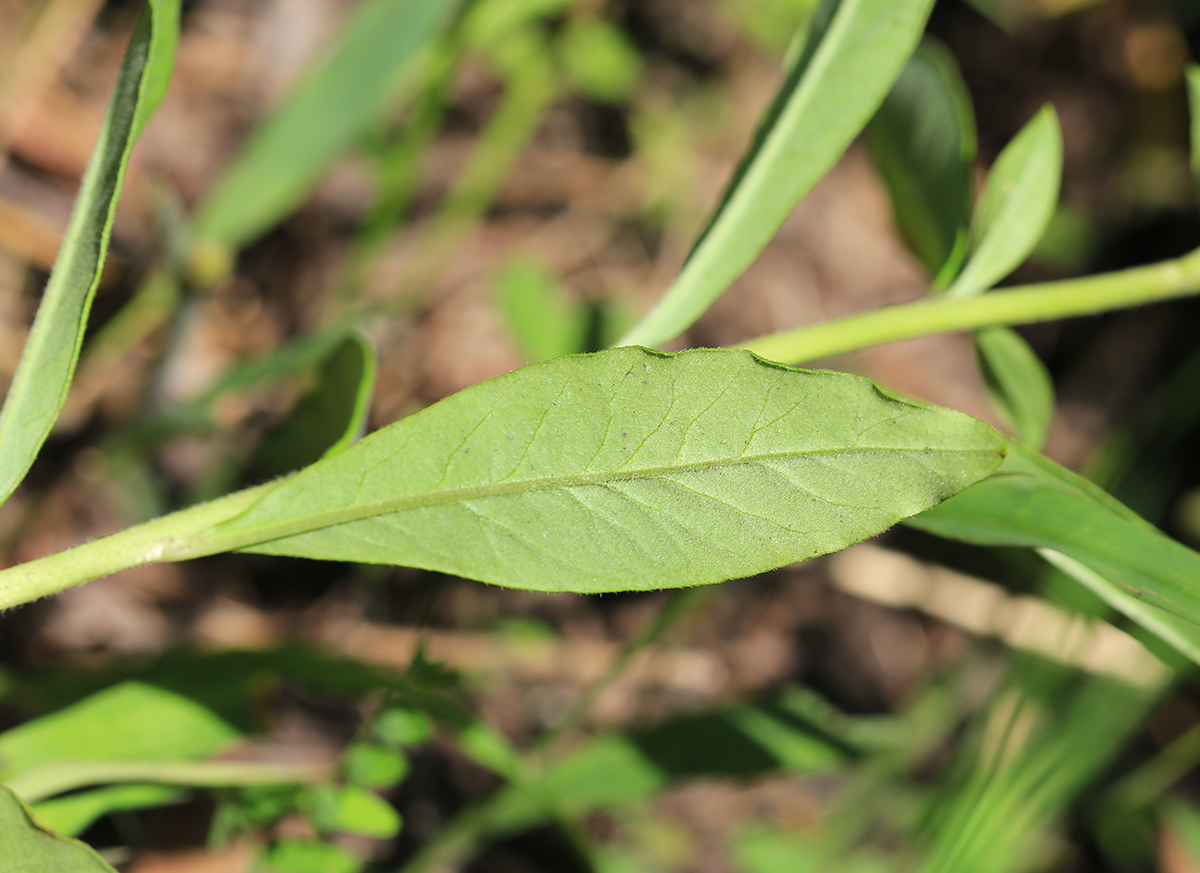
top-left (0, 482), bottom-right (273, 611)
top-left (9, 759), bottom-right (327, 804)
top-left (739, 248), bottom-right (1200, 364)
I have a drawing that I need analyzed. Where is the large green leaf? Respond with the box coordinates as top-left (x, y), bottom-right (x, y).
top-left (192, 0), bottom-right (461, 250)
top-left (0, 786), bottom-right (116, 873)
top-left (0, 0), bottom-right (179, 508)
top-left (946, 106), bottom-right (1062, 298)
top-left (192, 347), bottom-right (1005, 593)
top-left (618, 0), bottom-right (935, 347)
top-left (866, 37), bottom-right (976, 283)
top-left (907, 442), bottom-right (1200, 663)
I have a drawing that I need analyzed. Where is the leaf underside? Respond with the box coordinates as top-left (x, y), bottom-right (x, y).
top-left (212, 348), bottom-right (1006, 594)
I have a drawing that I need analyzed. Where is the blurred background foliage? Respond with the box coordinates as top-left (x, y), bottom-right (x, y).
top-left (1, 0), bottom-right (1200, 871)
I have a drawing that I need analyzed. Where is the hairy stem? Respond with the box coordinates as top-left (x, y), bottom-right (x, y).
top-left (739, 248), bottom-right (1200, 364)
top-left (0, 482), bottom-right (273, 611)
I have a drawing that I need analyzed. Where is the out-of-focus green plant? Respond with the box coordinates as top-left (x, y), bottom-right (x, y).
top-left (4, 0), bottom-right (1200, 870)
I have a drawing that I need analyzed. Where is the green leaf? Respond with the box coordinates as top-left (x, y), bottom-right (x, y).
top-left (190, 347), bottom-right (1004, 593)
top-left (974, 327), bottom-right (1054, 449)
top-left (0, 682), bottom-right (237, 788)
top-left (866, 37), bottom-right (976, 283)
top-left (1187, 65), bottom-right (1200, 188)
top-left (0, 0), bottom-right (179, 508)
top-left (313, 784), bottom-right (401, 839)
top-left (264, 839), bottom-right (361, 873)
top-left (907, 442), bottom-right (1200, 664)
top-left (343, 745), bottom-right (409, 789)
top-left (493, 258), bottom-right (587, 362)
top-left (946, 105), bottom-right (1063, 298)
top-left (192, 0), bottom-right (461, 250)
top-left (0, 785), bottom-right (116, 872)
top-left (253, 332), bottom-right (377, 477)
top-left (557, 19), bottom-right (643, 103)
top-left (30, 784), bottom-right (182, 837)
top-left (618, 0), bottom-right (935, 347)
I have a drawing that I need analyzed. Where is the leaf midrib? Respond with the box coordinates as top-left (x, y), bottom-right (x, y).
top-left (213, 442), bottom-right (999, 552)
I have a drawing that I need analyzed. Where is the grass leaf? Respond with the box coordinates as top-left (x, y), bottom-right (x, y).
top-left (192, 0), bottom-right (461, 250)
top-left (192, 347), bottom-right (1005, 593)
top-left (0, 0), bottom-right (179, 508)
top-left (618, 0), bottom-right (936, 347)
top-left (974, 327), bottom-right (1054, 448)
top-left (866, 37), bottom-right (976, 284)
top-left (946, 105), bottom-right (1063, 298)
top-left (907, 442), bottom-right (1200, 664)
top-left (0, 786), bottom-right (116, 872)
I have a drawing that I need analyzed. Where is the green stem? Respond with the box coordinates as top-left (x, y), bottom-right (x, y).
top-left (0, 482), bottom-right (273, 611)
top-left (739, 249), bottom-right (1200, 364)
top-left (9, 759), bottom-right (326, 804)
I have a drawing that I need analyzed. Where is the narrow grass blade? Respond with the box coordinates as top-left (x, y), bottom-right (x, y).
top-left (974, 326), bottom-right (1053, 448)
top-left (918, 670), bottom-right (1159, 873)
top-left (192, 0), bottom-right (461, 250)
top-left (907, 442), bottom-right (1200, 664)
top-left (201, 347), bottom-right (1005, 593)
top-left (946, 106), bottom-right (1063, 298)
top-left (618, 0), bottom-right (936, 348)
top-left (0, 786), bottom-right (116, 872)
top-left (253, 331), bottom-right (377, 477)
top-left (867, 37), bottom-right (976, 284)
top-left (0, 0), bottom-right (179, 508)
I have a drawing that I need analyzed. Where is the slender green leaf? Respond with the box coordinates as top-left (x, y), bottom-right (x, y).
top-left (184, 347), bottom-right (1005, 593)
top-left (866, 37), bottom-right (976, 283)
top-left (0, 785), bottom-right (116, 872)
top-left (0, 682), bottom-right (236, 787)
top-left (30, 784), bottom-right (182, 837)
top-left (192, 0), bottom-right (462, 250)
top-left (946, 106), bottom-right (1063, 298)
top-left (0, 0), bottom-right (179, 508)
top-left (974, 327), bottom-right (1054, 449)
top-left (1188, 64), bottom-right (1200, 187)
top-left (254, 332), bottom-right (377, 477)
top-left (618, 0), bottom-right (936, 347)
top-left (907, 442), bottom-right (1200, 663)
top-left (493, 258), bottom-right (587, 362)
